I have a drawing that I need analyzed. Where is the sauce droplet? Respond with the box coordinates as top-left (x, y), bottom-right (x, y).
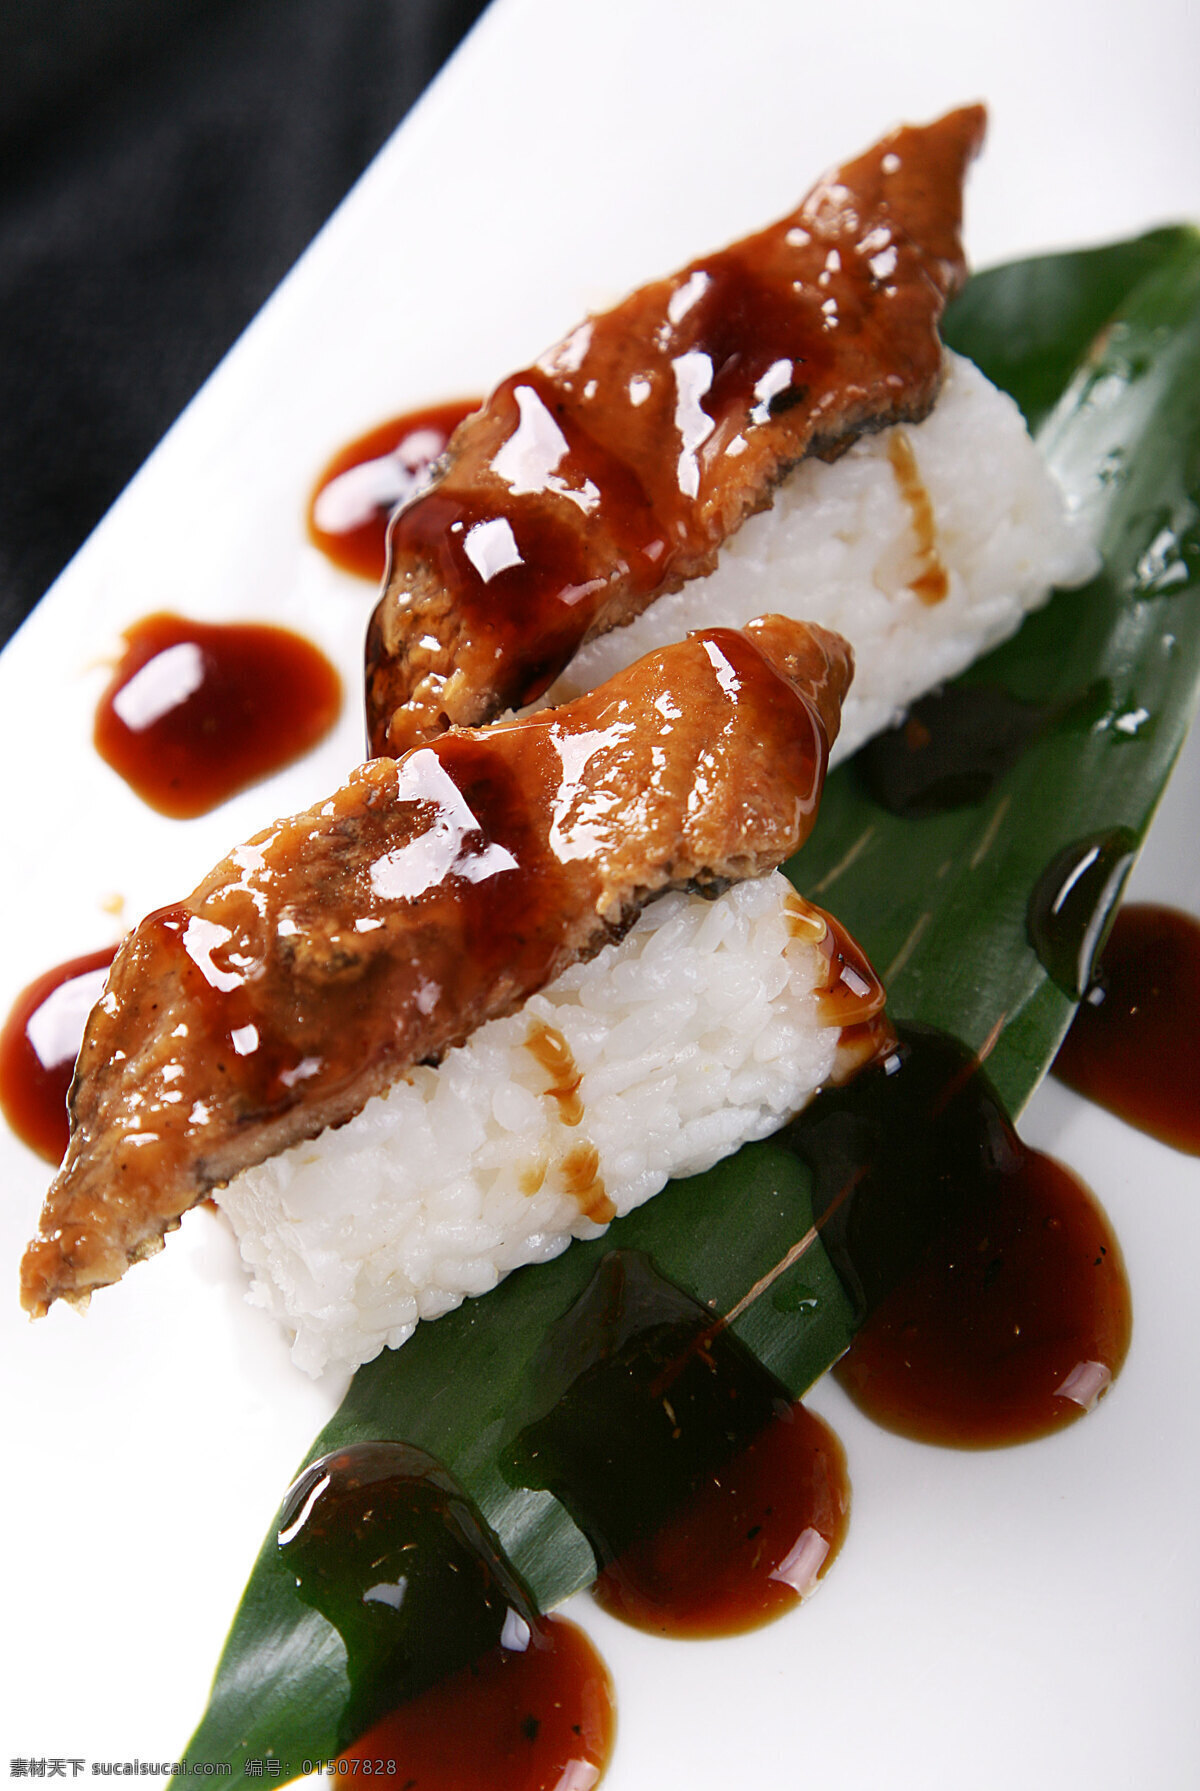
top-left (335, 1614), bottom-right (614, 1791)
top-left (833, 1139), bottom-right (1130, 1448)
top-left (94, 613), bottom-right (342, 818)
top-left (0, 947), bottom-right (117, 1162)
top-left (1027, 827), bottom-right (1138, 998)
top-left (592, 1399), bottom-right (849, 1637)
top-left (309, 400), bottom-right (480, 582)
top-left (857, 679), bottom-right (1113, 819)
top-left (1053, 902), bottom-right (1200, 1155)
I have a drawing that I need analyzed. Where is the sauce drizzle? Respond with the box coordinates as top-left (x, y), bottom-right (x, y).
top-left (278, 1440), bottom-right (614, 1785)
top-left (505, 1250), bottom-right (794, 1574)
top-left (525, 1019), bottom-right (584, 1126)
top-left (887, 430), bottom-right (949, 604)
top-left (94, 613), bottom-right (342, 819)
top-left (365, 109), bottom-right (984, 754)
top-left (857, 684), bottom-right (1053, 817)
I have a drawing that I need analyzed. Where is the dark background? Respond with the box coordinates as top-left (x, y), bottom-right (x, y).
top-left (0, 0), bottom-right (492, 647)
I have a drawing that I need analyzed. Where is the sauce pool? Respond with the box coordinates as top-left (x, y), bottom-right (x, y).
top-left (592, 1399), bottom-right (849, 1638)
top-left (1052, 902), bottom-right (1200, 1155)
top-left (0, 946), bottom-right (118, 1162)
top-left (780, 1023), bottom-right (1132, 1448)
top-left (244, 1021), bottom-right (1148, 1782)
top-left (94, 613), bottom-right (342, 819)
top-left (277, 1441), bottom-right (615, 1788)
top-left (308, 400), bottom-right (480, 583)
top-left (335, 1616), bottom-right (614, 1791)
top-left (834, 1140), bottom-right (1131, 1448)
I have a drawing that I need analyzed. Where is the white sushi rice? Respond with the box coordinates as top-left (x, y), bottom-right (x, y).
top-left (218, 873), bottom-right (843, 1376)
top-left (542, 353), bottom-right (1099, 761)
top-left (219, 351), bottom-right (1094, 1377)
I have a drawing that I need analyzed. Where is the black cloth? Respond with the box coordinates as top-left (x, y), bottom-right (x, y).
top-left (0, 0), bottom-right (491, 646)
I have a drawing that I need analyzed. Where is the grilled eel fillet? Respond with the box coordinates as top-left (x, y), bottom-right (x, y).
top-left (22, 614), bottom-right (852, 1316)
top-left (365, 106), bottom-right (984, 758)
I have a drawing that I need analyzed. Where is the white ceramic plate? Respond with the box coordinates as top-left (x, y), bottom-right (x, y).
top-left (3, 1), bottom-right (1198, 1784)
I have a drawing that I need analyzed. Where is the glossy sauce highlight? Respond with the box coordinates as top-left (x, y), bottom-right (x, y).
top-left (784, 1024), bottom-right (1132, 1447)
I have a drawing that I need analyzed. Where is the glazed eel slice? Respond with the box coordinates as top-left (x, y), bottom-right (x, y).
top-left (365, 105), bottom-right (984, 759)
top-left (22, 614), bottom-right (852, 1317)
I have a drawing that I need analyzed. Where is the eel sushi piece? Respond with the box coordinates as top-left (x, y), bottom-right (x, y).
top-left (21, 614), bottom-right (853, 1319)
top-left (365, 106), bottom-right (985, 759)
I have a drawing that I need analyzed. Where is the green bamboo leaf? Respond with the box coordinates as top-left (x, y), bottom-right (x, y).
top-left (179, 1142), bottom-right (857, 1778)
top-left (940, 225), bottom-right (1190, 430)
top-left (806, 225), bottom-right (1200, 1116)
top-left (179, 227), bottom-right (1200, 1783)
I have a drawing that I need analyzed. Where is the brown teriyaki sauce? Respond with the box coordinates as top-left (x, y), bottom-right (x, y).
top-left (308, 400), bottom-right (480, 582)
top-left (276, 1441), bottom-right (614, 1788)
top-left (504, 1250), bottom-right (850, 1640)
top-left (1027, 827), bottom-right (1139, 999)
top-left (94, 612), bottom-right (342, 818)
top-left (0, 946), bottom-right (118, 1162)
top-left (362, 104), bottom-right (986, 757)
top-left (886, 431), bottom-right (949, 605)
top-left (591, 1397), bottom-right (850, 1639)
top-left (66, 626), bottom-right (834, 1222)
top-left (270, 1024), bottom-right (1134, 1772)
top-left (336, 1611), bottom-right (614, 1791)
top-left (782, 1023), bottom-right (1132, 1447)
top-left (1052, 902), bottom-right (1200, 1155)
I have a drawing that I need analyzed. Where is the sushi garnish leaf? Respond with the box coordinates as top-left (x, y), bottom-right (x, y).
top-left (813, 223), bottom-right (1200, 1117)
top-left (177, 225), bottom-right (1200, 1784)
